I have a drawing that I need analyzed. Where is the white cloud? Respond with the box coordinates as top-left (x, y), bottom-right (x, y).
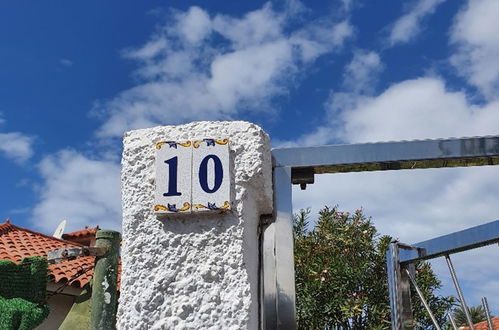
top-left (32, 150), bottom-right (121, 233)
top-left (177, 7), bottom-right (212, 45)
top-left (389, 0), bottom-right (445, 45)
top-left (294, 167), bottom-right (499, 243)
top-left (212, 4), bottom-right (284, 49)
top-left (0, 132), bottom-right (34, 163)
top-left (450, 0), bottom-right (499, 100)
top-left (96, 3), bottom-right (353, 138)
top-left (342, 50), bottom-right (383, 94)
top-left (0, 116), bottom-right (34, 162)
top-left (337, 77), bottom-right (499, 143)
top-left (30, 2), bottom-right (354, 237)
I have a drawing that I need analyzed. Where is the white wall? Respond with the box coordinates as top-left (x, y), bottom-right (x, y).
top-left (118, 121), bottom-right (273, 329)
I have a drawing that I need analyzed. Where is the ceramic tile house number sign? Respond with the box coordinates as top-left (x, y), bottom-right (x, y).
top-left (154, 139), bottom-right (231, 214)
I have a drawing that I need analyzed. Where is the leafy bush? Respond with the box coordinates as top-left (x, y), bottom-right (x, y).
top-left (0, 257), bottom-right (50, 329)
top-left (0, 297), bottom-right (50, 330)
top-left (294, 206), bottom-right (454, 329)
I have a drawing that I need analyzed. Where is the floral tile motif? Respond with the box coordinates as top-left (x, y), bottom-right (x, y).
top-left (193, 138), bottom-right (228, 148)
top-left (156, 141), bottom-right (191, 149)
top-left (154, 202), bottom-right (191, 213)
top-left (193, 201), bottom-right (231, 211)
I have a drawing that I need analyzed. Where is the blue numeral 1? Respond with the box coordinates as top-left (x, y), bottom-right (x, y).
top-left (163, 156), bottom-right (182, 196)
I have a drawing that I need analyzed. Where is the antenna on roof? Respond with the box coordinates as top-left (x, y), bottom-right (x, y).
top-left (53, 220), bottom-right (67, 239)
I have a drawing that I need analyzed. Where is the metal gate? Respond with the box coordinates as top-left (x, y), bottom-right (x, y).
top-left (262, 135), bottom-right (499, 329)
top-left (387, 221), bottom-right (498, 329)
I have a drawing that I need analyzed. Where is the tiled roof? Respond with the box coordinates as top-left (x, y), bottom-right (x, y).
top-left (0, 221), bottom-right (120, 289)
top-left (62, 226), bottom-right (99, 240)
top-left (462, 317), bottom-right (499, 330)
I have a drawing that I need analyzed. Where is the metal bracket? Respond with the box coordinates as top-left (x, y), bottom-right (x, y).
top-left (47, 247), bottom-right (109, 264)
top-left (291, 167), bottom-right (314, 190)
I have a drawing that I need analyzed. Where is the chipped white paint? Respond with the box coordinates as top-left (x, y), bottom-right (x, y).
top-left (102, 277), bottom-right (111, 304)
top-left (119, 121), bottom-right (273, 330)
top-left (104, 292), bottom-right (111, 304)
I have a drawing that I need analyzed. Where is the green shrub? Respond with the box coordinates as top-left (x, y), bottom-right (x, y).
top-left (0, 297), bottom-right (50, 330)
top-left (0, 257), bottom-right (50, 329)
top-left (294, 206), bottom-right (454, 329)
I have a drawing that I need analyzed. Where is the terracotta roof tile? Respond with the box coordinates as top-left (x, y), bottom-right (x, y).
top-left (0, 221), bottom-right (120, 289)
top-left (62, 226), bottom-right (99, 240)
top-left (461, 316), bottom-right (499, 330)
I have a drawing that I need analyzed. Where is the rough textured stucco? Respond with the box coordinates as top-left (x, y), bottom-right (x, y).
top-left (118, 121), bottom-right (272, 330)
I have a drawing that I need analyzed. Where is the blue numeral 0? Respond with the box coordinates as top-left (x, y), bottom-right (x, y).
top-left (163, 156), bottom-right (182, 196)
top-left (199, 155), bottom-right (223, 193)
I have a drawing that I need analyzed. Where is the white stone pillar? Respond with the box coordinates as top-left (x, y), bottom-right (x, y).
top-left (118, 121), bottom-right (273, 330)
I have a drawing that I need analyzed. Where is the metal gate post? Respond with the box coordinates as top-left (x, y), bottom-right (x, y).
top-left (268, 166), bottom-right (296, 329)
top-left (90, 230), bottom-right (121, 330)
top-left (262, 222), bottom-right (277, 329)
top-left (387, 243), bottom-right (415, 329)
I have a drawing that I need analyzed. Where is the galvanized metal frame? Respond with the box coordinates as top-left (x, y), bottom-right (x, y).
top-left (263, 135), bottom-right (499, 330)
top-left (398, 220), bottom-right (499, 263)
top-left (387, 221), bottom-right (499, 329)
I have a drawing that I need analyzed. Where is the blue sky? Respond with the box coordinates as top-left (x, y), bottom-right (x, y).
top-left (2, 0), bottom-right (499, 316)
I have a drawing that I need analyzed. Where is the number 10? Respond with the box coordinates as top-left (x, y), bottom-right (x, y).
top-left (163, 154), bottom-right (224, 196)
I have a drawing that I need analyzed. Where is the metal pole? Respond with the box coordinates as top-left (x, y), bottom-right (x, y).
top-left (445, 255), bottom-right (475, 330)
top-left (447, 313), bottom-right (458, 330)
top-left (90, 230), bottom-right (121, 330)
top-left (481, 297), bottom-right (493, 330)
top-left (386, 243), bottom-right (414, 330)
top-left (404, 269), bottom-right (441, 330)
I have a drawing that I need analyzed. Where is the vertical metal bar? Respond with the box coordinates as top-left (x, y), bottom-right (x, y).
top-left (262, 223), bottom-right (277, 329)
top-left (273, 166), bottom-right (296, 330)
top-left (445, 255), bottom-right (475, 330)
top-left (447, 313), bottom-right (458, 330)
top-left (90, 230), bottom-right (121, 330)
top-left (481, 297), bottom-right (493, 330)
top-left (404, 269), bottom-right (441, 330)
top-left (386, 243), bottom-right (414, 330)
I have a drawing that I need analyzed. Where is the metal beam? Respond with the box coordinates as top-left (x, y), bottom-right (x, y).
top-left (272, 136), bottom-right (499, 174)
top-left (400, 220), bottom-right (499, 263)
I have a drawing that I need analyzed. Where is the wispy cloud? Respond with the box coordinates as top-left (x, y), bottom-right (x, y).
top-left (0, 132), bottom-right (34, 163)
top-left (450, 0), bottom-right (499, 100)
top-left (60, 58), bottom-right (73, 67)
top-left (342, 50), bottom-right (383, 94)
top-left (336, 77), bottom-right (499, 143)
top-left (274, 49), bottom-right (383, 148)
top-left (94, 3), bottom-right (353, 138)
top-left (32, 2), bottom-right (354, 233)
top-left (0, 117), bottom-right (34, 163)
top-left (32, 149), bottom-right (121, 233)
top-left (388, 0), bottom-right (445, 45)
